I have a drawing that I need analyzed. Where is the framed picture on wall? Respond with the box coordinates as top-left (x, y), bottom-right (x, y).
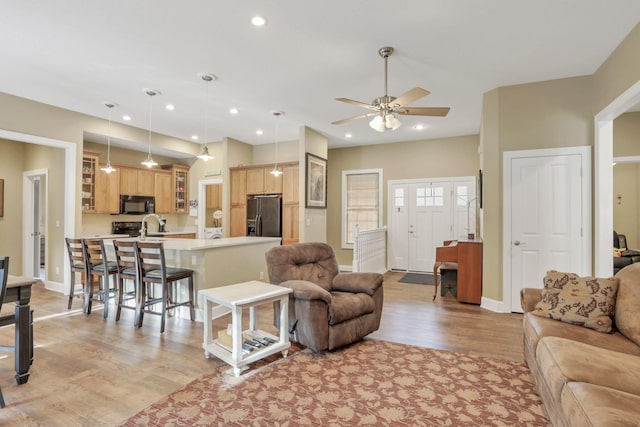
top-left (305, 153), bottom-right (327, 208)
top-left (0, 179), bottom-right (3, 217)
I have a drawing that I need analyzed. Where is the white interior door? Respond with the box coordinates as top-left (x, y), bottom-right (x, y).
top-left (508, 153), bottom-right (585, 312)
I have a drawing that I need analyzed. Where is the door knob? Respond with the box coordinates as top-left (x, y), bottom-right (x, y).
top-left (513, 240), bottom-right (522, 246)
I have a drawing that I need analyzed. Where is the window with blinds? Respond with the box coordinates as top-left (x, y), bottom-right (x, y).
top-left (342, 169), bottom-right (383, 248)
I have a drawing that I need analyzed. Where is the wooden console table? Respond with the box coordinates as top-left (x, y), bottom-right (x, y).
top-left (433, 240), bottom-right (483, 304)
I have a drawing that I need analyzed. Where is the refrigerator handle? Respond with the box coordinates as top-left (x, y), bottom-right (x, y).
top-left (256, 214), bottom-right (262, 236)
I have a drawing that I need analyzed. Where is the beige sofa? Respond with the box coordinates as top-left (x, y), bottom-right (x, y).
top-left (521, 264), bottom-right (640, 427)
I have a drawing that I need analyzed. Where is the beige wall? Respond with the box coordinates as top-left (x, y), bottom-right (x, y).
top-left (480, 75), bottom-right (594, 301)
top-left (612, 112), bottom-right (640, 247)
top-left (300, 127), bottom-right (328, 244)
top-left (0, 139), bottom-right (27, 275)
top-left (327, 134), bottom-right (480, 265)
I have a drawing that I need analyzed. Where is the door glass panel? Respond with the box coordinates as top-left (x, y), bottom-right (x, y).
top-left (394, 188), bottom-right (404, 207)
top-left (457, 186), bottom-right (468, 206)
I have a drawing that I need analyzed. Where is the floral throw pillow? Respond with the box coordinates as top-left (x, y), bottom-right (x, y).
top-left (532, 270), bottom-right (619, 333)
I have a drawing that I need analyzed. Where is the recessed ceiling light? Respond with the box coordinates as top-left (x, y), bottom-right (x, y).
top-left (414, 124), bottom-right (425, 130)
top-left (345, 133), bottom-right (352, 138)
top-left (122, 115), bottom-right (131, 121)
top-left (191, 135), bottom-right (199, 140)
top-left (229, 108), bottom-right (239, 115)
top-left (256, 129), bottom-right (263, 135)
top-left (251, 16), bottom-right (267, 27)
top-left (165, 104), bottom-right (175, 111)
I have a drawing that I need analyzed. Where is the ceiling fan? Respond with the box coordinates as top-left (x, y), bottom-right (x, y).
top-left (332, 46), bottom-right (450, 132)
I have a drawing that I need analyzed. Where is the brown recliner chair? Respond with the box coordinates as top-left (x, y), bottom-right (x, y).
top-left (265, 242), bottom-right (384, 352)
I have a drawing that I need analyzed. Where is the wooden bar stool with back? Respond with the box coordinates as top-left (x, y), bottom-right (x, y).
top-left (134, 241), bottom-right (195, 333)
top-left (81, 238), bottom-right (118, 319)
top-left (64, 238), bottom-right (86, 309)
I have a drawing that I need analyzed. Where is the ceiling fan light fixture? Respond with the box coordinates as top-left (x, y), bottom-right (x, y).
top-left (385, 113), bottom-right (401, 130)
top-left (369, 115), bottom-right (386, 132)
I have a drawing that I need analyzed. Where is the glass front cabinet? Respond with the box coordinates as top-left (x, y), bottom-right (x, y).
top-left (81, 152), bottom-right (99, 212)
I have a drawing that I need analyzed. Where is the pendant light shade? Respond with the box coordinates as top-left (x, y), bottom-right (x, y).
top-left (141, 89), bottom-right (160, 168)
top-left (197, 73), bottom-right (216, 162)
top-left (101, 102), bottom-right (118, 173)
top-left (270, 111), bottom-right (284, 176)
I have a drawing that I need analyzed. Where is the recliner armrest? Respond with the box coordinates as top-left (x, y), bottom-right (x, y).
top-left (332, 273), bottom-right (383, 296)
top-left (280, 279), bottom-right (332, 304)
top-left (520, 288), bottom-right (542, 312)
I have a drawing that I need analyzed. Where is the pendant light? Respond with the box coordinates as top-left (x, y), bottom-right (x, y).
top-left (196, 73), bottom-right (216, 161)
top-left (141, 89), bottom-right (160, 168)
top-left (270, 111), bottom-right (284, 176)
top-left (100, 102), bottom-right (117, 173)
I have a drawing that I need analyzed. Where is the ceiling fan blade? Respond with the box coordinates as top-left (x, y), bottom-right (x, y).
top-left (389, 87), bottom-right (431, 108)
top-left (398, 107), bottom-right (450, 117)
top-left (331, 112), bottom-right (377, 125)
top-left (335, 98), bottom-right (378, 110)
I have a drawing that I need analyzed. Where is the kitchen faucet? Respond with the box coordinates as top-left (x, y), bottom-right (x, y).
top-left (139, 214), bottom-right (165, 241)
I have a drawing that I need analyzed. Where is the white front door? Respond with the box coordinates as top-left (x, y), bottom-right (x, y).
top-left (389, 177), bottom-right (476, 272)
top-left (506, 150), bottom-right (588, 312)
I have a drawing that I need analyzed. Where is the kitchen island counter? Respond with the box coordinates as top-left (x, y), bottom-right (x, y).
top-left (104, 236), bottom-right (282, 320)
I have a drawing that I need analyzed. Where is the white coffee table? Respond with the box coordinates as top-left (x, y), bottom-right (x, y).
top-left (199, 280), bottom-right (293, 376)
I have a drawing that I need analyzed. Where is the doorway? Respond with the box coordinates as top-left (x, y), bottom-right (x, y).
top-left (503, 146), bottom-right (591, 313)
top-left (197, 178), bottom-right (223, 239)
top-left (388, 177), bottom-right (476, 272)
top-left (23, 169), bottom-right (48, 280)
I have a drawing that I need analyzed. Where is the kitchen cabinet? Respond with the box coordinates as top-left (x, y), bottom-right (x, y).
top-left (120, 167), bottom-right (154, 196)
top-left (162, 165), bottom-right (189, 214)
top-left (95, 165), bottom-right (120, 214)
top-left (206, 184), bottom-right (222, 210)
top-left (229, 163), bottom-right (298, 241)
top-left (246, 167), bottom-right (283, 195)
top-left (81, 152), bottom-right (98, 212)
top-left (230, 169), bottom-right (247, 236)
top-left (154, 171), bottom-right (172, 214)
top-left (282, 165), bottom-right (299, 245)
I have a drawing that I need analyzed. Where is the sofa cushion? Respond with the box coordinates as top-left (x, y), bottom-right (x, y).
top-left (536, 337), bottom-right (640, 402)
top-left (523, 312), bottom-right (640, 358)
top-left (532, 270), bottom-right (618, 333)
top-left (328, 291), bottom-right (375, 325)
top-left (614, 263), bottom-right (640, 346)
top-left (561, 382), bottom-right (640, 427)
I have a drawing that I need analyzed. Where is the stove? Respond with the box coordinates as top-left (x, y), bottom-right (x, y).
top-left (112, 221), bottom-right (143, 237)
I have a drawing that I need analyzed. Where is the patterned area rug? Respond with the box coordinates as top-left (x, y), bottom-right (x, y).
top-left (122, 340), bottom-right (549, 426)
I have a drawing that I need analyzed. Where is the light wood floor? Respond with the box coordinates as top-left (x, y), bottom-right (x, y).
top-left (0, 271), bottom-right (524, 426)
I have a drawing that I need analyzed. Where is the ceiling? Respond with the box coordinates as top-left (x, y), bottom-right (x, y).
top-left (1, 1), bottom-right (640, 150)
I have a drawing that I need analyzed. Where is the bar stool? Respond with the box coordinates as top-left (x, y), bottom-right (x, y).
top-left (134, 241), bottom-right (195, 333)
top-left (81, 238), bottom-right (118, 319)
top-left (0, 256), bottom-right (9, 407)
top-left (113, 240), bottom-right (139, 325)
top-left (64, 238), bottom-right (86, 309)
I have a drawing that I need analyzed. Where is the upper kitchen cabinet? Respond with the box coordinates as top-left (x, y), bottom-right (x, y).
top-left (162, 165), bottom-right (189, 214)
top-left (120, 167), bottom-right (154, 196)
top-left (95, 165), bottom-right (120, 214)
top-left (153, 170), bottom-right (172, 214)
top-left (246, 166), bottom-right (283, 195)
top-left (81, 152), bottom-right (99, 212)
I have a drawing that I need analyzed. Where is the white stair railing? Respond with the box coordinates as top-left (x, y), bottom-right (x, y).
top-left (352, 224), bottom-right (387, 274)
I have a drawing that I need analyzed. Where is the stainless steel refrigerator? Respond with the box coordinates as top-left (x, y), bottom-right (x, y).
top-left (247, 195), bottom-right (282, 237)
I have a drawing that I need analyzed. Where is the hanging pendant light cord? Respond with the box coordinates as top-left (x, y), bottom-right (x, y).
top-left (147, 93), bottom-right (153, 156)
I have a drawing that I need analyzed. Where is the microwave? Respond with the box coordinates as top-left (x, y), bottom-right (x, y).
top-left (119, 195), bottom-right (155, 215)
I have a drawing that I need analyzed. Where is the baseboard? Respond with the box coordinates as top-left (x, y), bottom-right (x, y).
top-left (339, 264), bottom-right (353, 272)
top-left (480, 296), bottom-right (510, 313)
top-left (44, 280), bottom-right (68, 294)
